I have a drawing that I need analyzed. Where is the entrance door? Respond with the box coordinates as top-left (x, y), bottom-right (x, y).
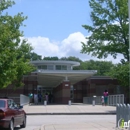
top-left (37, 87), bottom-right (53, 103)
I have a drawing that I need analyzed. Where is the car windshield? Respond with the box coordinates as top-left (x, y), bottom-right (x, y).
top-left (0, 100), bottom-right (5, 108)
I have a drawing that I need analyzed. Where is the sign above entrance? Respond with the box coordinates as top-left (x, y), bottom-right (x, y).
top-left (65, 84), bottom-right (69, 86)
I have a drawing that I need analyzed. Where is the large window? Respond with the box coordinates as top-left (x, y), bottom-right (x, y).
top-left (47, 65), bottom-right (53, 70)
top-left (62, 65), bottom-right (67, 70)
top-left (37, 65), bottom-right (47, 70)
top-left (67, 65), bottom-right (71, 70)
top-left (37, 66), bottom-right (41, 69)
top-left (56, 65), bottom-right (61, 70)
top-left (56, 65), bottom-right (67, 70)
top-left (42, 65), bottom-right (47, 70)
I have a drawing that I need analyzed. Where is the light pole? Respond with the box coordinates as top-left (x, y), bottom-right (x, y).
top-left (128, 0), bottom-right (130, 103)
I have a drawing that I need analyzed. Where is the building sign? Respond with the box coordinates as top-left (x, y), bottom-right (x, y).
top-left (65, 84), bottom-right (69, 86)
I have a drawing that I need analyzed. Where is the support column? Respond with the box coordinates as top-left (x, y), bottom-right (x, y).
top-left (61, 81), bottom-right (71, 104)
top-left (54, 81), bottom-right (71, 104)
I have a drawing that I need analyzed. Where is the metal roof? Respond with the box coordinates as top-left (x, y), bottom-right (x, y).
top-left (32, 70), bottom-right (97, 88)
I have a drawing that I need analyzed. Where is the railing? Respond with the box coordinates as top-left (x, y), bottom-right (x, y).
top-left (83, 96), bottom-right (101, 104)
top-left (83, 94), bottom-right (124, 106)
top-left (108, 94), bottom-right (124, 106)
top-left (116, 104), bottom-right (130, 128)
top-left (20, 94), bottom-right (30, 106)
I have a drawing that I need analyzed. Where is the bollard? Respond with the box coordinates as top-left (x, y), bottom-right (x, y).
top-left (68, 100), bottom-right (71, 106)
top-left (92, 100), bottom-right (95, 106)
top-left (92, 95), bottom-right (96, 106)
top-left (44, 100), bottom-right (47, 106)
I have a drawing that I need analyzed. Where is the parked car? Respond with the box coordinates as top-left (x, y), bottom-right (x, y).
top-left (0, 98), bottom-right (26, 130)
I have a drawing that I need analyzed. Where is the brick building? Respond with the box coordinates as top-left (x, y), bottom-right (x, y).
top-left (0, 60), bottom-right (121, 104)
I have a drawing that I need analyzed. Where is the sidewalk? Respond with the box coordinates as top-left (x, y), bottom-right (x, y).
top-left (23, 104), bottom-right (117, 130)
top-left (39, 122), bottom-right (117, 130)
top-left (23, 103), bottom-right (116, 115)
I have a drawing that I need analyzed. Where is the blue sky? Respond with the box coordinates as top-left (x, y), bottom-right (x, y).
top-left (9, 0), bottom-right (91, 40)
top-left (7, 0), bottom-right (123, 63)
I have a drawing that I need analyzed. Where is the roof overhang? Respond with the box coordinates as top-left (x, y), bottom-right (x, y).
top-left (30, 60), bottom-right (80, 67)
top-left (35, 70), bottom-right (97, 88)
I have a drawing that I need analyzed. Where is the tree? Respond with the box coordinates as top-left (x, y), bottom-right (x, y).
top-left (43, 56), bottom-right (59, 60)
top-left (60, 56), bottom-right (82, 70)
top-left (0, 0), bottom-right (35, 88)
top-left (80, 60), bottom-right (114, 75)
top-left (106, 62), bottom-right (129, 102)
top-left (81, 0), bottom-right (129, 63)
top-left (30, 52), bottom-right (42, 61)
top-left (106, 62), bottom-right (129, 88)
top-left (65, 56), bottom-right (82, 62)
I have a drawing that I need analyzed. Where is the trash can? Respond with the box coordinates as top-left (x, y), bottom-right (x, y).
top-left (92, 95), bottom-right (96, 106)
top-left (44, 100), bottom-right (47, 106)
top-left (68, 100), bottom-right (71, 106)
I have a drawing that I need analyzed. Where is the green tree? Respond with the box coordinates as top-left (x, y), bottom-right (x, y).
top-left (43, 56), bottom-right (59, 60)
top-left (0, 0), bottom-right (35, 88)
top-left (30, 52), bottom-right (42, 61)
top-left (66, 56), bottom-right (82, 62)
top-left (81, 0), bottom-right (129, 101)
top-left (80, 60), bottom-right (114, 75)
top-left (106, 62), bottom-right (129, 88)
top-left (81, 0), bottom-right (129, 63)
top-left (60, 56), bottom-right (82, 70)
top-left (106, 62), bottom-right (129, 102)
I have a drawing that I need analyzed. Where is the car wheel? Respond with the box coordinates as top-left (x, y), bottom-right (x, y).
top-left (8, 119), bottom-right (14, 130)
top-left (20, 116), bottom-right (26, 128)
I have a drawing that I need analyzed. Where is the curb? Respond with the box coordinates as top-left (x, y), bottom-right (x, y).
top-left (26, 112), bottom-right (116, 115)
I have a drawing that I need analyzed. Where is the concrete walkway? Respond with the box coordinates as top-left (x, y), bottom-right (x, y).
top-left (23, 103), bottom-right (116, 115)
top-left (23, 103), bottom-right (117, 130)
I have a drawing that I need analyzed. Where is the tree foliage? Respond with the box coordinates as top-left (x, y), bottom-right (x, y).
top-left (81, 0), bottom-right (129, 63)
top-left (30, 52), bottom-right (42, 61)
top-left (106, 62), bottom-right (129, 88)
top-left (0, 0), bottom-right (35, 88)
top-left (43, 56), bottom-right (59, 60)
top-left (79, 60), bottom-right (114, 75)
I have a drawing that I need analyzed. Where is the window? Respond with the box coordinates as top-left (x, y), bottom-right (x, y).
top-left (0, 100), bottom-right (5, 107)
top-left (56, 65), bottom-right (67, 70)
top-left (42, 65), bottom-right (47, 70)
top-left (47, 65), bottom-right (53, 70)
top-left (62, 65), bottom-right (67, 70)
top-left (8, 100), bottom-right (12, 108)
top-left (67, 66), bottom-right (71, 70)
top-left (38, 66), bottom-right (41, 69)
top-left (56, 65), bottom-right (61, 70)
top-left (8, 100), bottom-right (16, 109)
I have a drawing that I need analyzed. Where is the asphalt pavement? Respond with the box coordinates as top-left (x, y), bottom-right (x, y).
top-left (23, 103), bottom-right (117, 130)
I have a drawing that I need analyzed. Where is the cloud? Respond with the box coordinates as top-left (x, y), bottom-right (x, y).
top-left (25, 32), bottom-right (124, 64)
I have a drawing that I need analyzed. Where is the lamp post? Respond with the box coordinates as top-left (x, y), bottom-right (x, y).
top-left (127, 7), bottom-right (130, 130)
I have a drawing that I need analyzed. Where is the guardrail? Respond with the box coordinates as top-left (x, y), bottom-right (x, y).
top-left (83, 94), bottom-right (124, 106)
top-left (116, 104), bottom-right (130, 128)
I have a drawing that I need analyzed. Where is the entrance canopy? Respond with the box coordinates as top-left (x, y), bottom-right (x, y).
top-left (36, 70), bottom-right (97, 88)
top-left (30, 60), bottom-right (97, 88)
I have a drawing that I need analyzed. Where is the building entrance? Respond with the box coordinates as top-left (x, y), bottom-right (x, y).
top-left (37, 87), bottom-right (53, 103)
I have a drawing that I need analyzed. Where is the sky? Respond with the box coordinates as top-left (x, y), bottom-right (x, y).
top-left (7, 0), bottom-right (124, 63)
